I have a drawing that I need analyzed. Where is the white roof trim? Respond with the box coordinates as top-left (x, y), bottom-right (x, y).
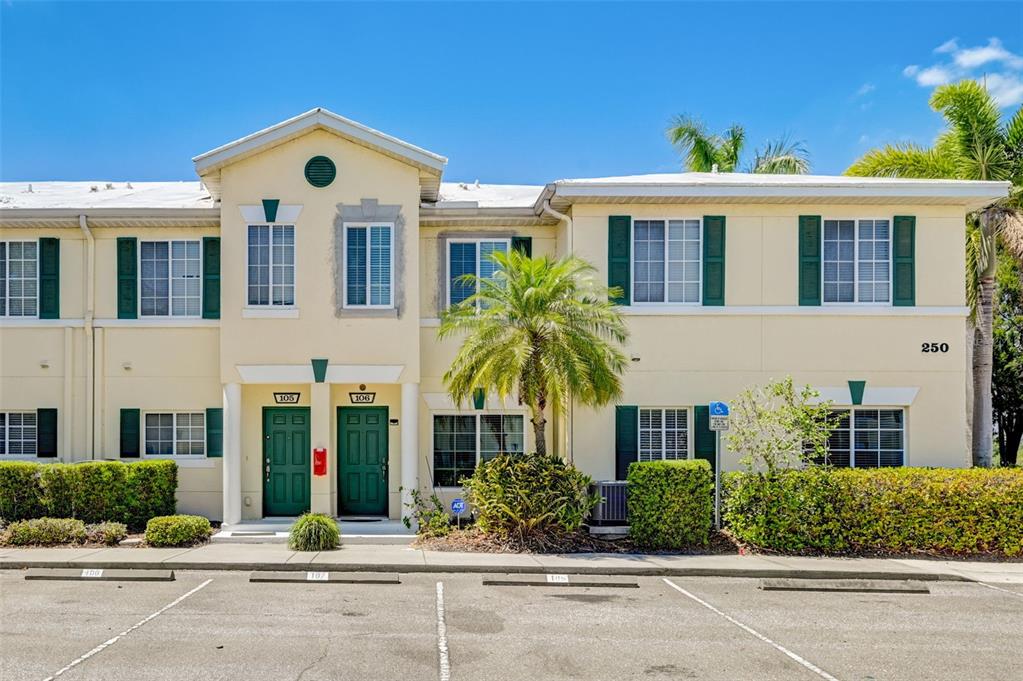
top-left (192, 108), bottom-right (448, 175)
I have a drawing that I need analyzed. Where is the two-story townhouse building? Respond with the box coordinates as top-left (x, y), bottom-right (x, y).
top-left (0, 109), bottom-right (1009, 524)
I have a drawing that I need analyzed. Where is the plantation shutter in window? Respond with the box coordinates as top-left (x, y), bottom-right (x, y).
top-left (36, 408), bottom-right (58, 457)
top-left (117, 237), bottom-right (138, 319)
top-left (693, 405), bottom-right (715, 473)
top-left (608, 216), bottom-right (631, 305)
top-left (702, 216), bottom-right (726, 306)
top-left (615, 405), bottom-right (639, 480)
top-left (206, 407), bottom-right (223, 457)
top-left (38, 238), bottom-right (60, 319)
top-left (893, 216), bottom-right (916, 306)
top-left (511, 236), bottom-right (532, 257)
top-left (798, 215), bottom-right (822, 306)
top-left (120, 408), bottom-right (140, 458)
top-left (202, 237), bottom-right (221, 319)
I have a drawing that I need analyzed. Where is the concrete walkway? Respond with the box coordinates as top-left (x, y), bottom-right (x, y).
top-left (1, 543), bottom-right (1021, 582)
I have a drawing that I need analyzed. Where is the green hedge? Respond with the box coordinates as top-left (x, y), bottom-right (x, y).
top-left (723, 467), bottom-right (1023, 557)
top-left (145, 515), bottom-right (211, 547)
top-left (0, 460), bottom-right (177, 530)
top-left (4, 517), bottom-right (87, 546)
top-left (627, 460), bottom-right (713, 550)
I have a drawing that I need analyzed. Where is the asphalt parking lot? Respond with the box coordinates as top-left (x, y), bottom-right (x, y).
top-left (1, 569), bottom-right (1021, 681)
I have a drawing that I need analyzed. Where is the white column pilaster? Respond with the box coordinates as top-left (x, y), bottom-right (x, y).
top-left (310, 382), bottom-right (332, 515)
top-left (400, 382), bottom-right (420, 526)
top-left (222, 382), bottom-right (242, 526)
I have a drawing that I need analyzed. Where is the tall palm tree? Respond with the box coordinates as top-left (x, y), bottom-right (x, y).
top-left (438, 251), bottom-right (628, 457)
top-left (846, 80), bottom-right (1023, 467)
top-left (667, 115), bottom-right (811, 174)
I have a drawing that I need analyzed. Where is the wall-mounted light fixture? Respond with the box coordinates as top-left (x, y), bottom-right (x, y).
top-left (122, 362), bottom-right (133, 371)
top-left (630, 356), bottom-right (641, 362)
top-left (39, 359), bottom-right (51, 369)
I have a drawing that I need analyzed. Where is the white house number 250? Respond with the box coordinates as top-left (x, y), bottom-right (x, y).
top-left (921, 342), bottom-right (949, 353)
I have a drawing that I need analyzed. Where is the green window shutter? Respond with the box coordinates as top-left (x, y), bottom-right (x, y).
top-left (120, 408), bottom-right (140, 458)
top-left (798, 215), bottom-right (822, 306)
top-left (608, 215), bottom-right (631, 305)
top-left (206, 407), bottom-right (223, 457)
top-left (693, 405), bottom-right (715, 474)
top-left (36, 408), bottom-right (58, 457)
top-left (511, 236), bottom-right (532, 257)
top-left (116, 237), bottom-right (138, 319)
top-left (702, 216), bottom-right (726, 306)
top-left (202, 237), bottom-right (221, 319)
top-left (893, 216), bottom-right (916, 306)
top-left (615, 405), bottom-right (638, 480)
top-left (38, 238), bottom-right (60, 319)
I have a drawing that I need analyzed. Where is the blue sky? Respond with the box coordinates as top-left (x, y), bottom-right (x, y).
top-left (2, 1), bottom-right (1021, 184)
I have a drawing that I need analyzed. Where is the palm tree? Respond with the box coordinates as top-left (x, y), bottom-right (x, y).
top-left (667, 115), bottom-right (811, 174)
top-left (438, 251), bottom-right (629, 457)
top-left (846, 80), bottom-right (1023, 467)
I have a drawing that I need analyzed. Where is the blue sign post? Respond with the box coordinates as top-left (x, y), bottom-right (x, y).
top-left (451, 498), bottom-right (466, 530)
top-left (708, 401), bottom-right (730, 530)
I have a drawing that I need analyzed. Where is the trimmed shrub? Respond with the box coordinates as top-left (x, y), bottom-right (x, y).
top-left (4, 517), bottom-right (87, 546)
top-left (0, 462), bottom-right (45, 521)
top-left (627, 460), bottom-right (713, 550)
top-left (723, 467), bottom-right (1023, 556)
top-left (145, 515), bottom-right (211, 547)
top-left (463, 453), bottom-right (599, 541)
top-left (0, 460), bottom-right (177, 530)
top-left (288, 513), bottom-right (341, 551)
top-left (87, 522), bottom-right (128, 546)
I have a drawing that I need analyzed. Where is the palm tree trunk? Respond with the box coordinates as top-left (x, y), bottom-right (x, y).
top-left (531, 395), bottom-right (547, 455)
top-left (971, 211), bottom-right (997, 467)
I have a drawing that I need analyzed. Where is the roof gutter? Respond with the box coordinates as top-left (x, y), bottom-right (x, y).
top-left (79, 214), bottom-right (95, 459)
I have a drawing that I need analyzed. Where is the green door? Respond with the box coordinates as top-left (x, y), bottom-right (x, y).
top-left (338, 407), bottom-right (389, 515)
top-left (263, 407), bottom-right (311, 516)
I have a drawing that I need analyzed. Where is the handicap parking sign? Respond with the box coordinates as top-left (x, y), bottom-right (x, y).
top-left (451, 498), bottom-right (466, 514)
top-left (709, 401), bottom-right (729, 417)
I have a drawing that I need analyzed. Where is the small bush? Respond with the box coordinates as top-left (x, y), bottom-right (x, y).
top-left (288, 513), bottom-right (340, 551)
top-left (402, 488), bottom-right (451, 538)
top-left (627, 460), bottom-right (713, 550)
top-left (145, 515), bottom-right (211, 547)
top-left (0, 462), bottom-right (45, 521)
top-left (463, 453), bottom-right (599, 542)
top-left (723, 467), bottom-right (1023, 556)
top-left (4, 517), bottom-right (87, 546)
top-left (87, 522), bottom-right (128, 546)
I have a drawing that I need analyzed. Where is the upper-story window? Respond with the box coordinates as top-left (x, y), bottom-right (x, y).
top-left (633, 219), bottom-right (701, 304)
top-left (140, 240), bottom-right (201, 316)
top-left (823, 219), bottom-right (890, 304)
top-left (448, 238), bottom-right (509, 307)
top-left (0, 241), bottom-right (38, 317)
top-left (248, 225), bottom-right (295, 307)
top-left (344, 223), bottom-right (392, 308)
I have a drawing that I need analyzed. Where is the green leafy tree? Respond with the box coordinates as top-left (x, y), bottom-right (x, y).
top-left (994, 248), bottom-right (1023, 465)
top-left (438, 251), bottom-right (628, 456)
top-left (667, 115), bottom-right (810, 174)
top-left (846, 80), bottom-right (1023, 467)
top-left (724, 377), bottom-right (837, 474)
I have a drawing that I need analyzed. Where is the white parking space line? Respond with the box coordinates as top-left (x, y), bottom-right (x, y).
top-left (436, 581), bottom-right (451, 681)
top-left (977, 582), bottom-right (1023, 599)
top-left (41, 578), bottom-right (213, 681)
top-left (662, 578), bottom-right (840, 681)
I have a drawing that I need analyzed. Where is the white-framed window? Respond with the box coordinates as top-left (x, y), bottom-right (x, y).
top-left (0, 412), bottom-right (37, 456)
top-left (822, 219), bottom-right (891, 304)
top-left (633, 219), bottom-right (701, 304)
top-left (639, 408), bottom-right (689, 461)
top-left (140, 240), bottom-right (201, 316)
top-left (821, 408), bottom-right (904, 468)
top-left (447, 238), bottom-right (510, 307)
top-left (247, 225), bottom-right (295, 306)
top-left (432, 413), bottom-right (525, 486)
top-left (0, 241), bottom-right (38, 317)
top-left (344, 223), bottom-right (393, 308)
top-left (144, 412), bottom-right (205, 457)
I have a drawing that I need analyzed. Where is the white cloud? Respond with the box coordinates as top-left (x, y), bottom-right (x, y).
top-left (856, 82), bottom-right (876, 96)
top-left (902, 37), bottom-right (1023, 108)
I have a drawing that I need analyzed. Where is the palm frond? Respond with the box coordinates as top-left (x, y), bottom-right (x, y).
top-left (750, 136), bottom-right (810, 175)
top-left (666, 115), bottom-right (720, 172)
top-left (930, 80), bottom-right (1009, 181)
top-left (718, 125), bottom-right (746, 172)
top-left (844, 143), bottom-right (959, 178)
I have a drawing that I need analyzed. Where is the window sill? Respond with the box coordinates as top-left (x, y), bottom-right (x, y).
top-left (337, 307), bottom-right (399, 319)
top-left (242, 307), bottom-right (300, 319)
top-left (95, 318), bottom-right (219, 328)
top-left (143, 457), bottom-right (218, 468)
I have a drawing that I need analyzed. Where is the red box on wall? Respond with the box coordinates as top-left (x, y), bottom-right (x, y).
top-left (313, 448), bottom-right (327, 476)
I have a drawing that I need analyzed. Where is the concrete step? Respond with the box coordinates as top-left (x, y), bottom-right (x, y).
top-left (211, 531), bottom-right (413, 546)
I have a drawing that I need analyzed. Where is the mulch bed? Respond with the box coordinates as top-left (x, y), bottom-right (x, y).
top-left (415, 527), bottom-right (741, 555)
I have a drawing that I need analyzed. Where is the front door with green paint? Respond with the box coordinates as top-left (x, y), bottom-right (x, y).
top-left (338, 407), bottom-right (388, 515)
top-left (263, 408), bottom-right (311, 516)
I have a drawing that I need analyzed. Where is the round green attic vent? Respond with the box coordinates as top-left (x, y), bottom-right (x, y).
top-left (304, 156), bottom-right (336, 187)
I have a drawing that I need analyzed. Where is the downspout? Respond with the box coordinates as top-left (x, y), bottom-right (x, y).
top-left (540, 198), bottom-right (574, 463)
top-left (79, 214), bottom-right (95, 460)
